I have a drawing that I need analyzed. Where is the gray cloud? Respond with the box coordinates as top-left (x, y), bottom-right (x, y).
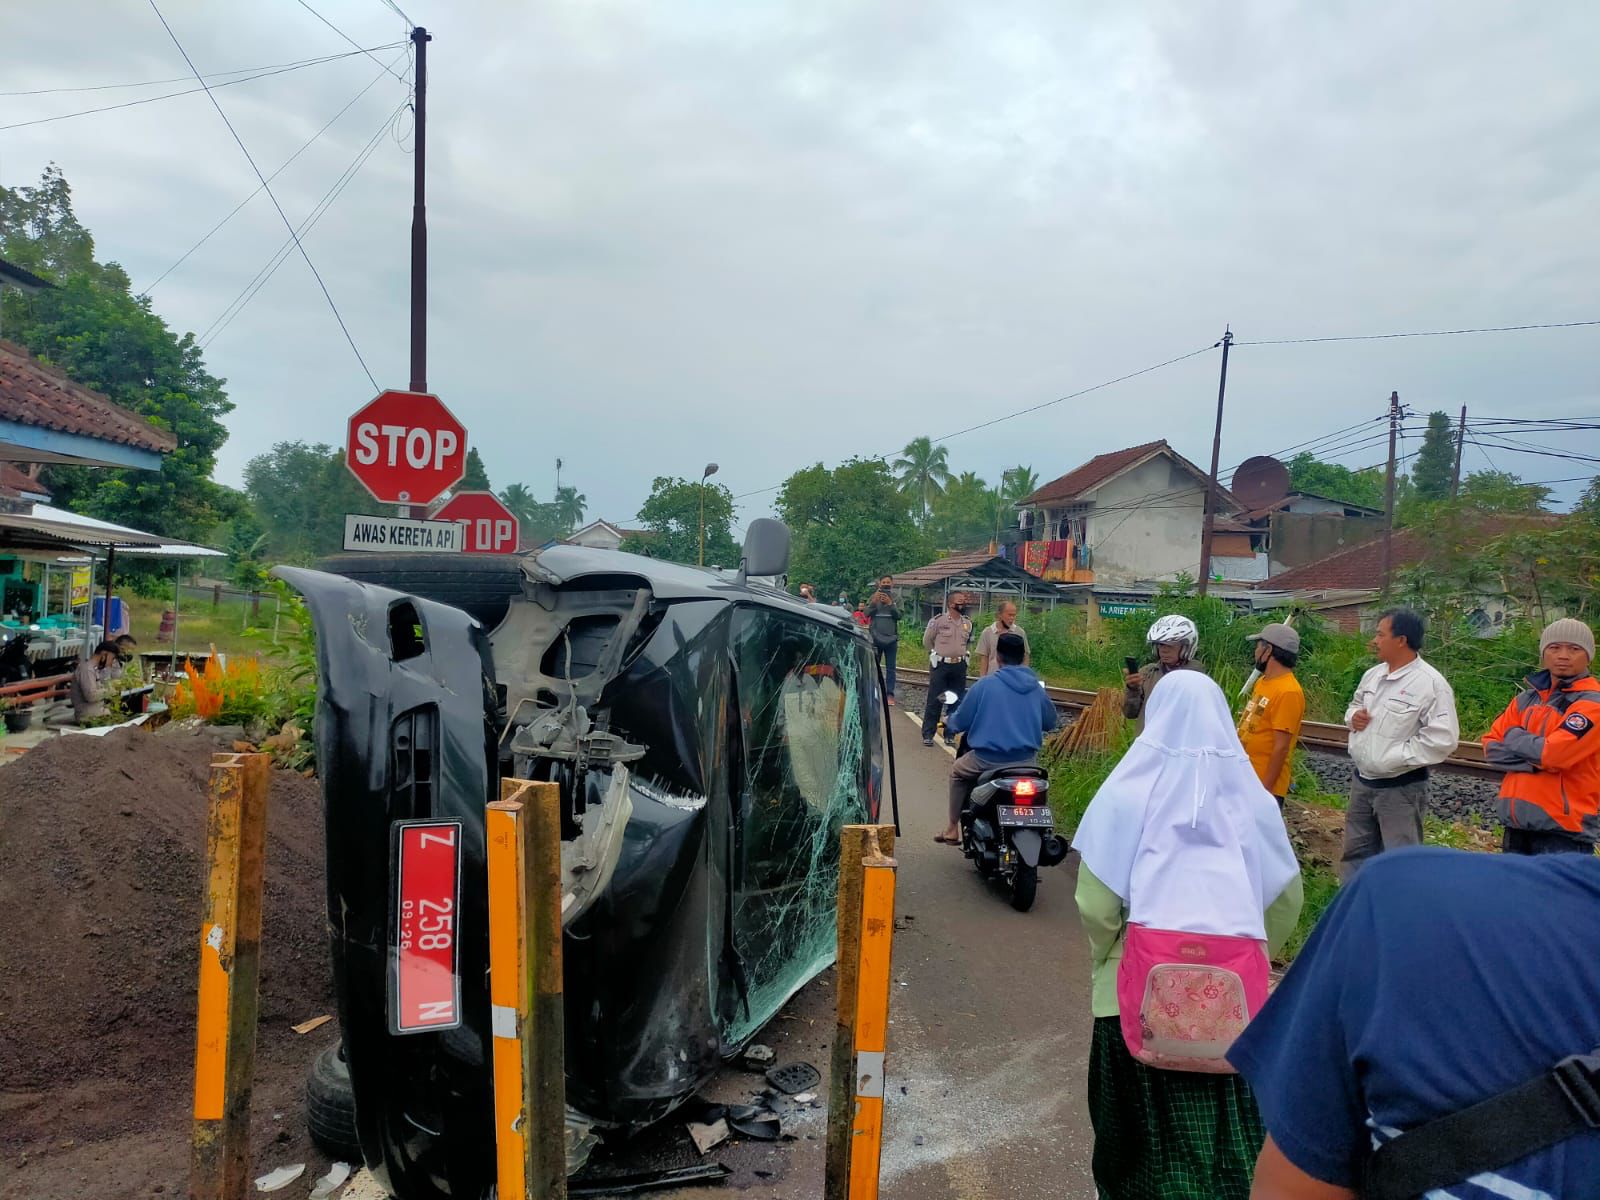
top-left (5, 0), bottom-right (1596, 530)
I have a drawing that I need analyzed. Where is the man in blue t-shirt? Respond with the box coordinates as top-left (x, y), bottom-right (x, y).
top-left (1228, 846), bottom-right (1600, 1198)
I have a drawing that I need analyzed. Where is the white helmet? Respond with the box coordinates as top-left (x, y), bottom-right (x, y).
top-left (1145, 614), bottom-right (1198, 659)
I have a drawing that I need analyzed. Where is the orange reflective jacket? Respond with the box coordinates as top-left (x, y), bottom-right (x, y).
top-left (1484, 670), bottom-right (1600, 843)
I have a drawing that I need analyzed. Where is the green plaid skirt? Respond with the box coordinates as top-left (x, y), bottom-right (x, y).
top-left (1087, 1016), bottom-right (1265, 1200)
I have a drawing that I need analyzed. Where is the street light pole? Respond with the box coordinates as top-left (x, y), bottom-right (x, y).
top-left (699, 463), bottom-right (719, 567)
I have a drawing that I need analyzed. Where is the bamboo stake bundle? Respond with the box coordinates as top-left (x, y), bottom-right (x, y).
top-left (1046, 687), bottom-right (1123, 757)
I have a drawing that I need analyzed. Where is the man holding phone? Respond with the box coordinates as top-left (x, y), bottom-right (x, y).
top-left (1122, 614), bottom-right (1202, 731)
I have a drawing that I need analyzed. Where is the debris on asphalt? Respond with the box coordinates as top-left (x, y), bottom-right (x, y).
top-left (724, 1103), bottom-right (783, 1141)
top-left (741, 1043), bottom-right (776, 1067)
top-left (309, 1162), bottom-right (353, 1199)
top-left (687, 1118), bottom-right (730, 1155)
top-left (570, 1163), bottom-right (732, 1196)
top-left (793, 1092), bottom-right (817, 1104)
top-left (765, 1060), bottom-right (821, 1095)
top-left (254, 1163), bottom-right (306, 1192)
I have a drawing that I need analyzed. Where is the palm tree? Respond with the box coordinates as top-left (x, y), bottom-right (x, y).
top-left (555, 485), bottom-right (587, 533)
top-left (498, 483), bottom-right (540, 525)
top-left (1001, 465), bottom-right (1039, 503)
top-left (892, 436), bottom-right (952, 523)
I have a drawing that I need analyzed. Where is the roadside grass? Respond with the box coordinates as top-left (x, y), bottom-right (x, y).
top-left (1280, 867), bottom-right (1340, 965)
top-left (123, 592), bottom-right (290, 663)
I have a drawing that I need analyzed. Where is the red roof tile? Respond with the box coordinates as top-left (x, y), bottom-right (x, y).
top-left (1020, 440), bottom-right (1227, 508)
top-left (0, 463), bottom-right (50, 497)
top-left (1260, 514), bottom-right (1561, 592)
top-left (0, 340), bottom-right (177, 455)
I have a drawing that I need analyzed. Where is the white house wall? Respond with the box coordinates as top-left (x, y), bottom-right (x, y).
top-left (1083, 457), bottom-right (1206, 585)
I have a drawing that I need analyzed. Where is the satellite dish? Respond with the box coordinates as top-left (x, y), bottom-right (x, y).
top-left (1231, 456), bottom-right (1291, 511)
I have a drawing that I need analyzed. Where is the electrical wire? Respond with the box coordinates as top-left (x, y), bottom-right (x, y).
top-left (0, 45), bottom-right (402, 131)
top-left (294, 0), bottom-right (411, 83)
top-left (1235, 319), bottom-right (1600, 346)
top-left (378, 0), bottom-right (415, 24)
top-left (139, 48), bottom-right (408, 295)
top-left (147, 0), bottom-right (377, 389)
top-left (0, 48), bottom-right (395, 96)
top-left (199, 95), bottom-right (408, 349)
top-left (731, 342), bottom-right (1219, 499)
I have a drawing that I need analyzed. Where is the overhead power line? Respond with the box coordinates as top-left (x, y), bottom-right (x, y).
top-left (0, 48), bottom-right (397, 96)
top-left (732, 342), bottom-right (1219, 500)
top-left (147, 0), bottom-right (377, 389)
top-left (1235, 319), bottom-right (1600, 346)
top-left (294, 0), bottom-right (411, 83)
top-left (200, 95), bottom-right (408, 349)
top-left (139, 48), bottom-right (408, 295)
top-left (0, 44), bottom-right (403, 131)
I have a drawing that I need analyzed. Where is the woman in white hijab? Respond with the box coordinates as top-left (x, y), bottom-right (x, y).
top-left (1073, 669), bottom-right (1303, 1200)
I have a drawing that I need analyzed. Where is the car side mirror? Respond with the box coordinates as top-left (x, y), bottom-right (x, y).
top-left (740, 518), bottom-right (791, 579)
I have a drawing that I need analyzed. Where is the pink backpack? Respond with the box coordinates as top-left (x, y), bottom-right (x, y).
top-left (1116, 923), bottom-right (1270, 1073)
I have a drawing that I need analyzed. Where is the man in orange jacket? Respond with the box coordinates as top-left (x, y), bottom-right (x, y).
top-left (1483, 618), bottom-right (1600, 855)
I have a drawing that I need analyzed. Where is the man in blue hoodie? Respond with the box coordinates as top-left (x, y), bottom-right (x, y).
top-left (935, 632), bottom-right (1058, 845)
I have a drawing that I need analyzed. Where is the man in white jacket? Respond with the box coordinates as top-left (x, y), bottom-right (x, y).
top-left (1339, 608), bottom-right (1460, 880)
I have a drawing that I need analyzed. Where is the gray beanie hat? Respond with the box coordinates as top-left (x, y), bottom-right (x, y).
top-left (1540, 618), bottom-right (1595, 661)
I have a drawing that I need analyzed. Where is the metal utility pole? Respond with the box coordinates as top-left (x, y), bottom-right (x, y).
top-left (1196, 328), bottom-right (1233, 597)
top-left (408, 26), bottom-right (432, 395)
top-left (1450, 405), bottom-right (1467, 498)
top-left (1381, 391), bottom-right (1400, 594)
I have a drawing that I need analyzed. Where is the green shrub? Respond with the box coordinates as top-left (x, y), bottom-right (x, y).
top-left (1280, 866), bottom-right (1340, 965)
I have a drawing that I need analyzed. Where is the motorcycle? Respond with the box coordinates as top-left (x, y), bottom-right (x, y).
top-left (942, 692), bottom-right (1070, 912)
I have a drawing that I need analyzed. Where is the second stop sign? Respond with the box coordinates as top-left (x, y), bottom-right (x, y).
top-left (346, 390), bottom-right (468, 506)
top-left (432, 491), bottom-right (521, 555)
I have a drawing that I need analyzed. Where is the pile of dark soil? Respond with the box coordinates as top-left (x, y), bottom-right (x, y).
top-left (0, 727), bottom-right (338, 1199)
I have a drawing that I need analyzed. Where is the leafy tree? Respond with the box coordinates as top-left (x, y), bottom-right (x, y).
top-left (777, 458), bottom-right (931, 598)
top-left (1, 166), bottom-right (234, 544)
top-left (1412, 411), bottom-right (1458, 502)
top-left (928, 471), bottom-right (997, 551)
top-left (461, 448), bottom-right (492, 492)
top-left (242, 441), bottom-right (384, 564)
top-left (1286, 451), bottom-right (1386, 510)
top-left (892, 436), bottom-right (951, 524)
top-left (622, 476), bottom-right (738, 566)
top-left (555, 485), bottom-right (587, 533)
top-left (1458, 469), bottom-right (1551, 513)
top-left (1577, 476), bottom-right (1600, 517)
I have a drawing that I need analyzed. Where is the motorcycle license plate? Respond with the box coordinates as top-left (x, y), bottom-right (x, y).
top-left (388, 819), bottom-right (463, 1035)
top-left (997, 805), bottom-right (1053, 828)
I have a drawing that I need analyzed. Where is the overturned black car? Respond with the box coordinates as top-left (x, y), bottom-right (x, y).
top-left (277, 521), bottom-right (890, 1198)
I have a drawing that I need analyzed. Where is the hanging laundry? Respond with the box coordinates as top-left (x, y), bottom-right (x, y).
top-left (1023, 541), bottom-right (1049, 577)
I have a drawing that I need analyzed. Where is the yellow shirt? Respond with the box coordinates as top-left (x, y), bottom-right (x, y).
top-left (1238, 671), bottom-right (1305, 796)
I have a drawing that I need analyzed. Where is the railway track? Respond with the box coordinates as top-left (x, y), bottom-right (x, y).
top-left (896, 665), bottom-right (1503, 780)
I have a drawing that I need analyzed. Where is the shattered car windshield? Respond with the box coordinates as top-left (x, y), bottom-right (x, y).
top-left (726, 608), bottom-right (870, 1042)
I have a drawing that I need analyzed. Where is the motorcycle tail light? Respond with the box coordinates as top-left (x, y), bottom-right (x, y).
top-left (1013, 778), bottom-right (1038, 802)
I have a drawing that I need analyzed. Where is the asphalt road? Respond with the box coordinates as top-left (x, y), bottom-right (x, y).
top-left (574, 706), bottom-right (1099, 1199)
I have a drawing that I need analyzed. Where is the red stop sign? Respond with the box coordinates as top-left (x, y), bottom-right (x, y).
top-left (432, 491), bottom-right (521, 555)
top-left (346, 390), bottom-right (468, 505)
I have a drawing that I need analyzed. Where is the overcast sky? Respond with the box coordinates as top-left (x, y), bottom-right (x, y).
top-left (5, 0), bottom-right (1598, 528)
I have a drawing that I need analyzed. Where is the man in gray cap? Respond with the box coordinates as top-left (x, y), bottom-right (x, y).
top-left (1237, 622), bottom-right (1305, 804)
top-left (1483, 617), bottom-right (1600, 854)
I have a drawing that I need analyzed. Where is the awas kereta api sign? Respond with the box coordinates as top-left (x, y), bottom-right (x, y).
top-left (431, 490), bottom-right (520, 555)
top-left (346, 389), bottom-right (468, 506)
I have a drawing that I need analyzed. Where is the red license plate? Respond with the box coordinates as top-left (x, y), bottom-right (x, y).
top-left (389, 819), bottom-right (463, 1034)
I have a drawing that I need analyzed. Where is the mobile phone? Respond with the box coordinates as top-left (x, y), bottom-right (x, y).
top-left (1124, 656), bottom-right (1139, 674)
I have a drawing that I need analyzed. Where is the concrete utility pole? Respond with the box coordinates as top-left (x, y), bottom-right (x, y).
top-left (408, 26), bottom-right (432, 395)
top-left (1196, 329), bottom-right (1233, 597)
top-left (1450, 405), bottom-right (1467, 498)
top-left (1381, 391), bottom-right (1401, 594)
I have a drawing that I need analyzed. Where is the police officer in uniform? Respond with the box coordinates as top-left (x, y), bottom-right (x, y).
top-left (921, 591), bottom-right (974, 747)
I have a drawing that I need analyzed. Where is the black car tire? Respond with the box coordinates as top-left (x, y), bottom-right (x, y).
top-left (306, 1043), bottom-right (362, 1162)
top-left (1009, 862), bottom-right (1038, 912)
top-left (315, 553), bottom-right (525, 627)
